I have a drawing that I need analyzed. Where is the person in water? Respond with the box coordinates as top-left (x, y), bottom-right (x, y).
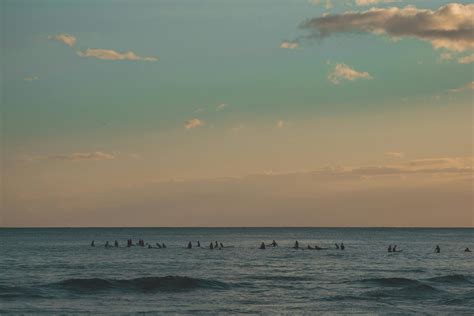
top-left (156, 243), bottom-right (162, 249)
top-left (114, 240), bottom-right (119, 248)
top-left (91, 240), bottom-right (95, 247)
top-left (260, 242), bottom-right (266, 249)
top-left (340, 243), bottom-right (345, 250)
top-left (435, 245), bottom-right (441, 253)
top-left (272, 240), bottom-right (278, 247)
top-left (220, 242), bottom-right (224, 249)
top-left (105, 241), bottom-right (110, 248)
top-left (294, 240), bottom-right (299, 249)
top-left (215, 241), bottom-right (219, 248)
top-left (388, 245), bottom-right (392, 252)
top-left (335, 243), bottom-right (339, 249)
top-left (210, 242), bottom-right (214, 249)
top-left (307, 245), bottom-right (314, 250)
top-left (187, 241), bottom-right (192, 249)
top-left (197, 241), bottom-right (201, 247)
top-left (393, 245), bottom-right (397, 252)
top-left (465, 248), bottom-right (471, 252)
top-left (148, 244), bottom-right (153, 249)
top-left (162, 243), bottom-right (166, 248)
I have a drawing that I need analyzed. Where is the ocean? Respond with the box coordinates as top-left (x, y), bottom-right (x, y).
top-left (0, 228), bottom-right (473, 314)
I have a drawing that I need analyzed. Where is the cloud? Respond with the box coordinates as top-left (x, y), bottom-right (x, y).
top-left (449, 81), bottom-right (474, 93)
top-left (309, 0), bottom-right (333, 9)
top-left (385, 152), bottom-right (404, 159)
top-left (458, 54), bottom-right (474, 64)
top-left (216, 103), bottom-right (229, 111)
top-left (439, 52), bottom-right (453, 61)
top-left (230, 124), bottom-right (245, 133)
top-left (48, 34), bottom-right (77, 47)
top-left (53, 152), bottom-right (116, 161)
top-left (184, 118), bottom-right (204, 129)
top-left (77, 49), bottom-right (158, 62)
top-left (280, 41), bottom-right (299, 49)
top-left (328, 63), bottom-right (372, 84)
top-left (277, 120), bottom-right (285, 128)
top-left (300, 3), bottom-right (474, 52)
top-left (24, 76), bottom-right (39, 82)
top-left (355, 0), bottom-right (398, 6)
top-left (407, 157), bottom-right (470, 168)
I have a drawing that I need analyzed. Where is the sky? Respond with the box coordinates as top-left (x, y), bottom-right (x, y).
top-left (1, 0), bottom-right (473, 227)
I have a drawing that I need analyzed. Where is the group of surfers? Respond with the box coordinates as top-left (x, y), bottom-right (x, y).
top-left (93, 239), bottom-right (167, 249)
top-left (259, 240), bottom-right (345, 250)
top-left (187, 241), bottom-right (226, 249)
top-left (92, 240), bottom-right (471, 253)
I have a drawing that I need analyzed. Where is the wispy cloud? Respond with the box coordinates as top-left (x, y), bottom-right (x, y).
top-left (308, 0), bottom-right (333, 10)
top-left (280, 41), bottom-right (299, 49)
top-left (21, 152), bottom-right (116, 162)
top-left (77, 49), bottom-right (158, 62)
top-left (300, 3), bottom-right (474, 52)
top-left (328, 63), bottom-right (372, 84)
top-left (449, 81), bottom-right (474, 93)
top-left (230, 124), bottom-right (245, 133)
top-left (458, 54), bottom-right (474, 64)
top-left (385, 152), bottom-right (404, 159)
top-left (48, 34), bottom-right (77, 47)
top-left (355, 0), bottom-right (399, 6)
top-left (24, 76), bottom-right (39, 82)
top-left (216, 103), bottom-right (229, 111)
top-left (184, 118), bottom-right (204, 129)
top-left (53, 152), bottom-right (116, 161)
top-left (439, 52), bottom-right (453, 61)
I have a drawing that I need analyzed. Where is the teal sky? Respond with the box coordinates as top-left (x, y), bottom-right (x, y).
top-left (1, 0), bottom-right (473, 227)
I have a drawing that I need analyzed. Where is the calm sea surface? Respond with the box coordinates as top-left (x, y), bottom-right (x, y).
top-left (0, 228), bottom-right (473, 314)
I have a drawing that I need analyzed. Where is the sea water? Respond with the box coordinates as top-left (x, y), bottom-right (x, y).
top-left (0, 228), bottom-right (473, 314)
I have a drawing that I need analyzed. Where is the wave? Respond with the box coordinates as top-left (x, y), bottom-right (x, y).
top-left (426, 274), bottom-right (473, 284)
top-left (360, 277), bottom-right (422, 287)
top-left (365, 284), bottom-right (442, 299)
top-left (56, 276), bottom-right (229, 293)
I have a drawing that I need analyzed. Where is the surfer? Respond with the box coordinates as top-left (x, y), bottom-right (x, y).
top-left (393, 245), bottom-right (397, 252)
top-left (148, 244), bottom-right (153, 249)
top-left (464, 247), bottom-right (471, 252)
top-left (105, 241), bottom-right (110, 248)
top-left (114, 240), bottom-right (119, 247)
top-left (197, 241), bottom-right (201, 247)
top-left (314, 245), bottom-right (327, 250)
top-left (340, 243), bottom-right (345, 250)
top-left (210, 242), bottom-right (214, 250)
top-left (260, 242), bottom-right (266, 249)
top-left (294, 240), bottom-right (299, 249)
top-left (435, 245), bottom-right (440, 253)
top-left (335, 243), bottom-right (339, 249)
top-left (272, 240), bottom-right (278, 247)
top-left (388, 245), bottom-right (392, 252)
top-left (187, 241), bottom-right (192, 249)
top-left (215, 241), bottom-right (219, 248)
top-left (220, 242), bottom-right (224, 249)
top-left (156, 243), bottom-right (162, 249)
top-left (91, 240), bottom-right (95, 247)
top-left (307, 245), bottom-right (314, 250)
top-left (162, 243), bottom-right (166, 248)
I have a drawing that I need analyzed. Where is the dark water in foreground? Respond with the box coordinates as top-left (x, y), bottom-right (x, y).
top-left (0, 228), bottom-right (473, 314)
